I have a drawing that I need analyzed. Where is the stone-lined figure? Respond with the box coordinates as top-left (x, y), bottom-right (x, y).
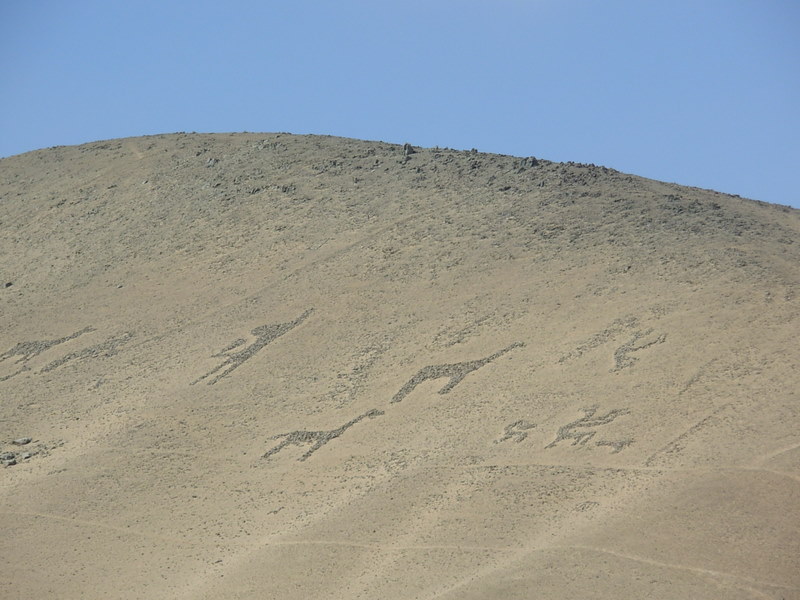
top-left (546, 405), bottom-right (631, 451)
top-left (39, 332), bottom-right (134, 374)
top-left (262, 409), bottom-right (384, 461)
top-left (496, 419), bottom-right (537, 443)
top-left (613, 329), bottom-right (666, 371)
top-left (192, 309), bottom-right (313, 385)
top-left (391, 342), bottom-right (523, 404)
top-left (0, 327), bottom-right (95, 381)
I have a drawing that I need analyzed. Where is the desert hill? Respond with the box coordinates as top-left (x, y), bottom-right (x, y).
top-left (1, 132), bottom-right (798, 599)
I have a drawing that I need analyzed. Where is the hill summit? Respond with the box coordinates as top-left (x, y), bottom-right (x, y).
top-left (1, 133), bottom-right (798, 599)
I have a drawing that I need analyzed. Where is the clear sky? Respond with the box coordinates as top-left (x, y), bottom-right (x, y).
top-left (2, 1), bottom-right (798, 208)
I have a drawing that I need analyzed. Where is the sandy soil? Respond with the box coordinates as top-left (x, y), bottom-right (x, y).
top-left (1, 133), bottom-right (798, 599)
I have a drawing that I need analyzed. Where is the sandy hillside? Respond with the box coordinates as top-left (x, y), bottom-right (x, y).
top-left (1, 132), bottom-right (798, 599)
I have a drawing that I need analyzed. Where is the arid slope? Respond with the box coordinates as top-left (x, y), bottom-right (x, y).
top-left (1, 133), bottom-right (798, 599)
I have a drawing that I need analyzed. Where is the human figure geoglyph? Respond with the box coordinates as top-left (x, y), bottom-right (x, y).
top-left (192, 309), bottom-right (313, 385)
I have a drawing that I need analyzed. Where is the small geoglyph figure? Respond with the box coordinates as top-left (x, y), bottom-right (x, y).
top-left (0, 327), bottom-right (95, 381)
top-left (263, 409), bottom-right (385, 461)
top-left (496, 420), bottom-right (537, 443)
top-left (391, 343), bottom-right (523, 404)
top-left (192, 309), bottom-right (313, 385)
top-left (546, 405), bottom-right (632, 453)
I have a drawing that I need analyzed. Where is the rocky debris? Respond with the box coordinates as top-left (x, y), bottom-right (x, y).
top-left (0, 449), bottom-right (32, 467)
top-left (512, 156), bottom-right (539, 172)
top-left (1, 439), bottom-right (54, 466)
top-left (521, 156), bottom-right (539, 168)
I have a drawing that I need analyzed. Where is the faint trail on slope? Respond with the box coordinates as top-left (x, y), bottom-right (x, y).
top-left (735, 466), bottom-right (800, 484)
top-left (380, 460), bottom-right (798, 482)
top-left (419, 544), bottom-right (565, 600)
top-left (259, 539), bottom-right (514, 552)
top-left (751, 441), bottom-right (800, 467)
top-left (421, 542), bottom-right (790, 600)
top-left (0, 511), bottom-right (181, 544)
top-left (89, 445), bottom-right (244, 465)
top-left (166, 466), bottom-right (404, 600)
top-left (124, 139), bottom-right (146, 161)
top-left (416, 455), bottom-right (798, 600)
top-left (644, 403), bottom-right (732, 467)
top-left (568, 544), bottom-right (797, 599)
top-left (342, 472), bottom-right (511, 597)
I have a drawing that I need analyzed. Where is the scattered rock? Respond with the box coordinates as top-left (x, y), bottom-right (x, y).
top-left (4, 282), bottom-right (12, 288)
top-left (516, 156), bottom-right (539, 171)
top-left (12, 437), bottom-right (32, 446)
top-left (0, 452), bottom-right (15, 461)
top-left (402, 143), bottom-right (415, 157)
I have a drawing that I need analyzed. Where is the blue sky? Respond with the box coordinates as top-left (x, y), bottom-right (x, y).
top-left (2, 1), bottom-right (798, 207)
